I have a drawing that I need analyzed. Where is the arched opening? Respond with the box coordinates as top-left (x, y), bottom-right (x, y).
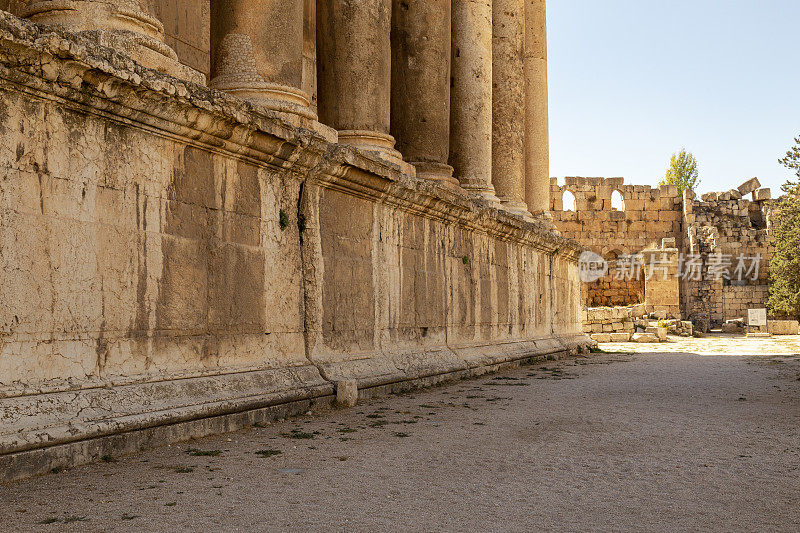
top-left (611, 190), bottom-right (625, 211)
top-left (562, 190), bottom-right (576, 211)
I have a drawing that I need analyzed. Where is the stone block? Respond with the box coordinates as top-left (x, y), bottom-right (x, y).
top-left (737, 177), bottom-right (761, 195)
top-left (610, 332), bottom-right (632, 342)
top-left (645, 326), bottom-right (668, 341)
top-left (633, 333), bottom-right (659, 343)
top-left (767, 320), bottom-right (799, 335)
top-left (591, 333), bottom-right (612, 343)
top-left (728, 189), bottom-right (742, 200)
top-left (753, 188), bottom-right (771, 202)
top-left (336, 380), bottom-right (358, 407)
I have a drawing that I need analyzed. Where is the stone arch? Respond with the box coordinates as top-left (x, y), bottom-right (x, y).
top-left (562, 190), bottom-right (576, 211)
top-left (611, 189), bottom-right (625, 211)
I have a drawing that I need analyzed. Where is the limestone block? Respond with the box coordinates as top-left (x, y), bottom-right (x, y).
top-left (659, 184), bottom-right (679, 198)
top-left (645, 326), bottom-right (668, 341)
top-left (633, 333), bottom-right (659, 343)
top-left (753, 188), bottom-right (771, 202)
top-left (610, 332), bottom-right (631, 342)
top-left (591, 333), bottom-right (612, 343)
top-left (701, 192), bottom-right (718, 202)
top-left (738, 177), bottom-right (761, 195)
top-left (336, 380), bottom-right (358, 407)
top-left (767, 320), bottom-right (799, 335)
top-left (728, 189), bottom-right (742, 200)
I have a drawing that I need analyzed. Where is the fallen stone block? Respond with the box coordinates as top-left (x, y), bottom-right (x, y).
top-left (610, 332), bottom-right (632, 342)
top-left (633, 333), bottom-right (659, 343)
top-left (738, 177), bottom-right (761, 195)
top-left (767, 320), bottom-right (799, 335)
top-left (728, 189), bottom-right (742, 200)
top-left (591, 333), bottom-right (612, 343)
top-left (645, 326), bottom-right (668, 341)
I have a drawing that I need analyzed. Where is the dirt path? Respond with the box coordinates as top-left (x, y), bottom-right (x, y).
top-left (2, 345), bottom-right (799, 532)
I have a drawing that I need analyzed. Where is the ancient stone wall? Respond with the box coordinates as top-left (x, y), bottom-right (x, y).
top-left (550, 177), bottom-right (682, 308)
top-left (0, 10), bottom-right (587, 482)
top-left (682, 182), bottom-right (773, 329)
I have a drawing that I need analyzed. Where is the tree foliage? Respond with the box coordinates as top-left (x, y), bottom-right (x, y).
top-left (660, 148), bottom-right (700, 193)
top-left (768, 136), bottom-right (800, 319)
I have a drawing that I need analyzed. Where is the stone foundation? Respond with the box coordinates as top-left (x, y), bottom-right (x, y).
top-left (0, 12), bottom-right (589, 482)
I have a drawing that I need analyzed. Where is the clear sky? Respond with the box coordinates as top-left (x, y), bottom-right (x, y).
top-left (548, 0), bottom-right (800, 195)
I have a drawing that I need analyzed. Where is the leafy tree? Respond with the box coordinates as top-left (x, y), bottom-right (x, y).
top-left (768, 136), bottom-right (800, 320)
top-left (660, 148), bottom-right (700, 193)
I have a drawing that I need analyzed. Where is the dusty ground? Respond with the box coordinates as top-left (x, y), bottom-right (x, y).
top-left (1, 337), bottom-right (799, 532)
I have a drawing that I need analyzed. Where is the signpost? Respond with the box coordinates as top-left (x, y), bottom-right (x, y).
top-left (747, 308), bottom-right (769, 336)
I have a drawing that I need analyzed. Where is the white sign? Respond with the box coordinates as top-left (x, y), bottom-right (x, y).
top-left (748, 308), bottom-right (768, 327)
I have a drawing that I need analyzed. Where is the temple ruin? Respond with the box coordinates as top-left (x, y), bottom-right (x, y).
top-left (550, 176), bottom-right (775, 338)
top-left (0, 1), bottom-right (594, 481)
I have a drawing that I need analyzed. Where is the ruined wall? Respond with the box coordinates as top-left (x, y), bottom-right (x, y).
top-left (0, 13), bottom-right (587, 481)
top-left (550, 177), bottom-right (682, 307)
top-left (682, 184), bottom-right (772, 328)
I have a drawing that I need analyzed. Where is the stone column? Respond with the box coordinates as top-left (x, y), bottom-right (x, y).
top-left (450, 0), bottom-right (499, 203)
top-left (210, 0), bottom-right (314, 120)
top-left (524, 0), bottom-right (550, 216)
top-left (390, 0), bottom-right (456, 186)
top-left (317, 0), bottom-right (402, 163)
top-left (23, 0), bottom-right (203, 83)
top-left (492, 0), bottom-right (530, 217)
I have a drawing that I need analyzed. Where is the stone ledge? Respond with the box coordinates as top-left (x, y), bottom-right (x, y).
top-left (0, 332), bottom-right (592, 484)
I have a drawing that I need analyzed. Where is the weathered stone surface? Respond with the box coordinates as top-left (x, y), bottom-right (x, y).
top-left (633, 333), bottom-right (659, 343)
top-left (336, 380), bottom-right (358, 407)
top-left (738, 177), bottom-right (761, 195)
top-left (591, 333), bottom-right (612, 343)
top-left (753, 188), bottom-right (771, 201)
top-left (767, 320), bottom-right (799, 335)
top-left (0, 9), bottom-right (590, 480)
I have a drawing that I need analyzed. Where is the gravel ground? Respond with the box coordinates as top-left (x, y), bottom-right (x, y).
top-left (2, 342), bottom-right (800, 532)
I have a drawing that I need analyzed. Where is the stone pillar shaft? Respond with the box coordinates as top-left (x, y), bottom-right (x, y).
top-left (210, 0), bottom-right (313, 119)
top-left (317, 0), bottom-right (401, 162)
top-left (524, 0), bottom-right (550, 215)
top-left (23, 0), bottom-right (202, 83)
top-left (492, 0), bottom-right (529, 216)
top-left (390, 0), bottom-right (455, 185)
top-left (450, 0), bottom-right (499, 202)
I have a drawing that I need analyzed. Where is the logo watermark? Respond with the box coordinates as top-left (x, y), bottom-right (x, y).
top-left (578, 252), bottom-right (762, 283)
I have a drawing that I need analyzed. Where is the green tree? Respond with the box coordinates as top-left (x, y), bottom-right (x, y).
top-left (660, 148), bottom-right (700, 193)
top-left (768, 136), bottom-right (800, 320)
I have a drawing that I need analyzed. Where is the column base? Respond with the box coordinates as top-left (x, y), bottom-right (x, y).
top-left (498, 198), bottom-right (532, 219)
top-left (210, 77), bottom-right (317, 121)
top-left (460, 182), bottom-right (502, 207)
top-left (24, 1), bottom-right (204, 85)
top-left (338, 130), bottom-right (406, 166)
top-left (410, 162), bottom-right (460, 189)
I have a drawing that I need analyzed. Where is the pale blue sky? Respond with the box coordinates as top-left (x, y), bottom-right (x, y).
top-left (548, 0), bottom-right (800, 194)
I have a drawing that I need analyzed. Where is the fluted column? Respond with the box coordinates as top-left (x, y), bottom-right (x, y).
top-left (390, 0), bottom-right (456, 186)
top-left (450, 0), bottom-right (499, 203)
top-left (23, 0), bottom-right (203, 83)
top-left (524, 0), bottom-right (550, 216)
top-left (317, 0), bottom-right (402, 163)
top-left (492, 0), bottom-right (530, 217)
top-left (210, 0), bottom-right (313, 120)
